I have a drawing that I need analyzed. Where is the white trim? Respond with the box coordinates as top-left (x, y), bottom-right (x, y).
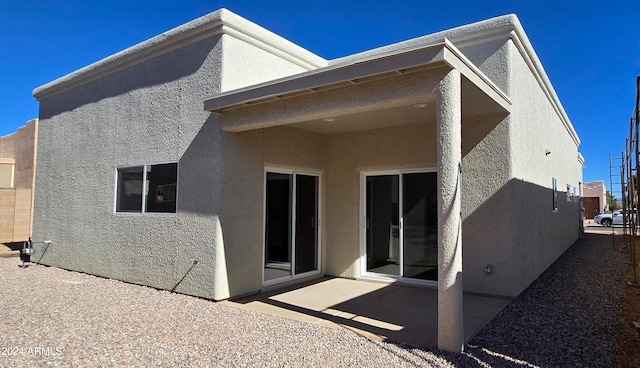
top-left (112, 167), bottom-right (119, 214)
top-left (0, 161), bottom-right (16, 188)
top-left (142, 165), bottom-right (149, 211)
top-left (262, 167), bottom-right (322, 286)
top-left (9, 163), bottom-right (14, 188)
top-left (552, 177), bottom-right (559, 212)
top-left (359, 168), bottom-right (438, 287)
top-left (113, 165), bottom-right (144, 214)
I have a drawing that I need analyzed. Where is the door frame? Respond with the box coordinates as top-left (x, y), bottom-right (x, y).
top-left (262, 167), bottom-right (322, 286)
top-left (359, 168), bottom-right (438, 286)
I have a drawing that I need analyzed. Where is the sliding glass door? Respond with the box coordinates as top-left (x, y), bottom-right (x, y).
top-left (364, 171), bottom-right (438, 281)
top-left (264, 171), bottom-right (319, 283)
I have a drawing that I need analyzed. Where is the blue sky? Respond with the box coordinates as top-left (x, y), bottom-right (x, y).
top-left (1, 0), bottom-right (638, 184)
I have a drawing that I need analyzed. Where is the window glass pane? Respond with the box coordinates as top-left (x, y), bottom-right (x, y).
top-left (0, 163), bottom-right (14, 187)
top-left (402, 172), bottom-right (438, 280)
top-left (553, 177), bottom-right (558, 211)
top-left (116, 167), bottom-right (144, 212)
top-left (366, 175), bottom-right (400, 276)
top-left (294, 174), bottom-right (318, 275)
top-left (264, 172), bottom-right (293, 281)
top-left (145, 163), bottom-right (178, 213)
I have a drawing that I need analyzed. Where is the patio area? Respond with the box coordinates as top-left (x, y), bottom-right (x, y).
top-left (224, 277), bottom-right (511, 347)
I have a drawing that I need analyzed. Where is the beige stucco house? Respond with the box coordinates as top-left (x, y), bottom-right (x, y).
top-left (583, 180), bottom-right (607, 218)
top-left (0, 119), bottom-right (37, 244)
top-left (31, 9), bottom-right (582, 351)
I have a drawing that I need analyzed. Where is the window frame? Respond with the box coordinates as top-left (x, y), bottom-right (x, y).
top-left (0, 159), bottom-right (15, 188)
top-left (359, 167), bottom-right (439, 287)
top-left (552, 177), bottom-right (558, 212)
top-left (114, 161), bottom-right (179, 214)
top-left (262, 166), bottom-right (323, 286)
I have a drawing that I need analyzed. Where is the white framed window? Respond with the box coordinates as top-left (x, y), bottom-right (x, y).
top-left (552, 177), bottom-right (558, 212)
top-left (115, 162), bottom-right (178, 213)
top-left (579, 182), bottom-right (583, 198)
top-left (0, 160), bottom-right (15, 188)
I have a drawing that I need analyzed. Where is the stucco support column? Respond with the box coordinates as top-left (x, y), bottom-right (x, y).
top-left (436, 68), bottom-right (464, 353)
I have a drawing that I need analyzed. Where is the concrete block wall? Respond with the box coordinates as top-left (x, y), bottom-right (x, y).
top-left (0, 189), bottom-right (17, 242)
top-left (0, 119), bottom-right (37, 243)
top-left (0, 188), bottom-right (32, 242)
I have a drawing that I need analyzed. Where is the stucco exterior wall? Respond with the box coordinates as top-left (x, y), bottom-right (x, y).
top-left (583, 181), bottom-right (606, 197)
top-left (215, 125), bottom-right (327, 297)
top-left (583, 181), bottom-right (607, 214)
top-left (32, 11), bottom-right (326, 300)
top-left (220, 36), bottom-right (314, 92)
top-left (31, 10), bottom-right (581, 302)
top-left (508, 37), bottom-right (582, 294)
top-left (325, 123), bottom-right (437, 278)
top-left (33, 34), bottom-right (226, 297)
top-left (462, 38), bottom-right (581, 297)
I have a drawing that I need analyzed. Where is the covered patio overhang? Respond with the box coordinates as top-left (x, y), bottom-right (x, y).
top-left (204, 40), bottom-right (511, 353)
top-left (204, 39), bottom-right (510, 134)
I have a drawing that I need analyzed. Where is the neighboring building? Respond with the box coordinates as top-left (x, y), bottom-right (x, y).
top-left (0, 119), bottom-right (38, 244)
top-left (31, 9), bottom-right (582, 351)
top-left (583, 181), bottom-right (607, 218)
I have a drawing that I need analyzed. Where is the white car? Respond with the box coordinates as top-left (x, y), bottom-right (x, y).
top-left (594, 210), bottom-right (636, 227)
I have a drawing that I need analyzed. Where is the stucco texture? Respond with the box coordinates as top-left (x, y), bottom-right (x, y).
top-left (32, 12), bottom-right (320, 300)
top-left (31, 9), bottom-right (582, 303)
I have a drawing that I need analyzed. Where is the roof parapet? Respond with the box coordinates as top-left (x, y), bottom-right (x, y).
top-left (33, 8), bottom-right (326, 101)
top-left (329, 14), bottom-right (579, 147)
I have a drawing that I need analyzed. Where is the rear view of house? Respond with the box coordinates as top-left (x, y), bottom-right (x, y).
top-left (31, 9), bottom-right (582, 351)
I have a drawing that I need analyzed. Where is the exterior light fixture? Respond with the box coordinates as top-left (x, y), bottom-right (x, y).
top-left (323, 118), bottom-right (335, 122)
top-left (413, 103), bottom-right (427, 108)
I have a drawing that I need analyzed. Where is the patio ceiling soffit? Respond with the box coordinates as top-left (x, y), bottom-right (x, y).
top-left (203, 39), bottom-right (512, 129)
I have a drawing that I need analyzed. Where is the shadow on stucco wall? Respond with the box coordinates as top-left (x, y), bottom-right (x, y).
top-left (463, 178), bottom-right (581, 297)
top-left (461, 112), bottom-right (508, 158)
top-left (39, 36), bottom-right (222, 120)
top-left (178, 114), bottom-right (222, 215)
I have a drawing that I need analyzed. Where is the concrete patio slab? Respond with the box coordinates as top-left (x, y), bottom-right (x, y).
top-left (224, 277), bottom-right (511, 347)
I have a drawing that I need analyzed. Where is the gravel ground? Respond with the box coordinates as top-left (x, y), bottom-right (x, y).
top-left (0, 231), bottom-right (632, 367)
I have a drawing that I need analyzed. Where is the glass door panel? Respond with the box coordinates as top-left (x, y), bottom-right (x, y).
top-left (295, 174), bottom-right (318, 274)
top-left (365, 175), bottom-right (400, 276)
top-left (264, 172), bottom-right (292, 281)
top-left (364, 172), bottom-right (437, 281)
top-left (264, 171), bottom-right (319, 283)
top-left (402, 172), bottom-right (438, 280)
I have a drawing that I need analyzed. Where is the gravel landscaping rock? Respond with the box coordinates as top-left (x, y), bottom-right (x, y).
top-left (0, 231), bottom-right (633, 367)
